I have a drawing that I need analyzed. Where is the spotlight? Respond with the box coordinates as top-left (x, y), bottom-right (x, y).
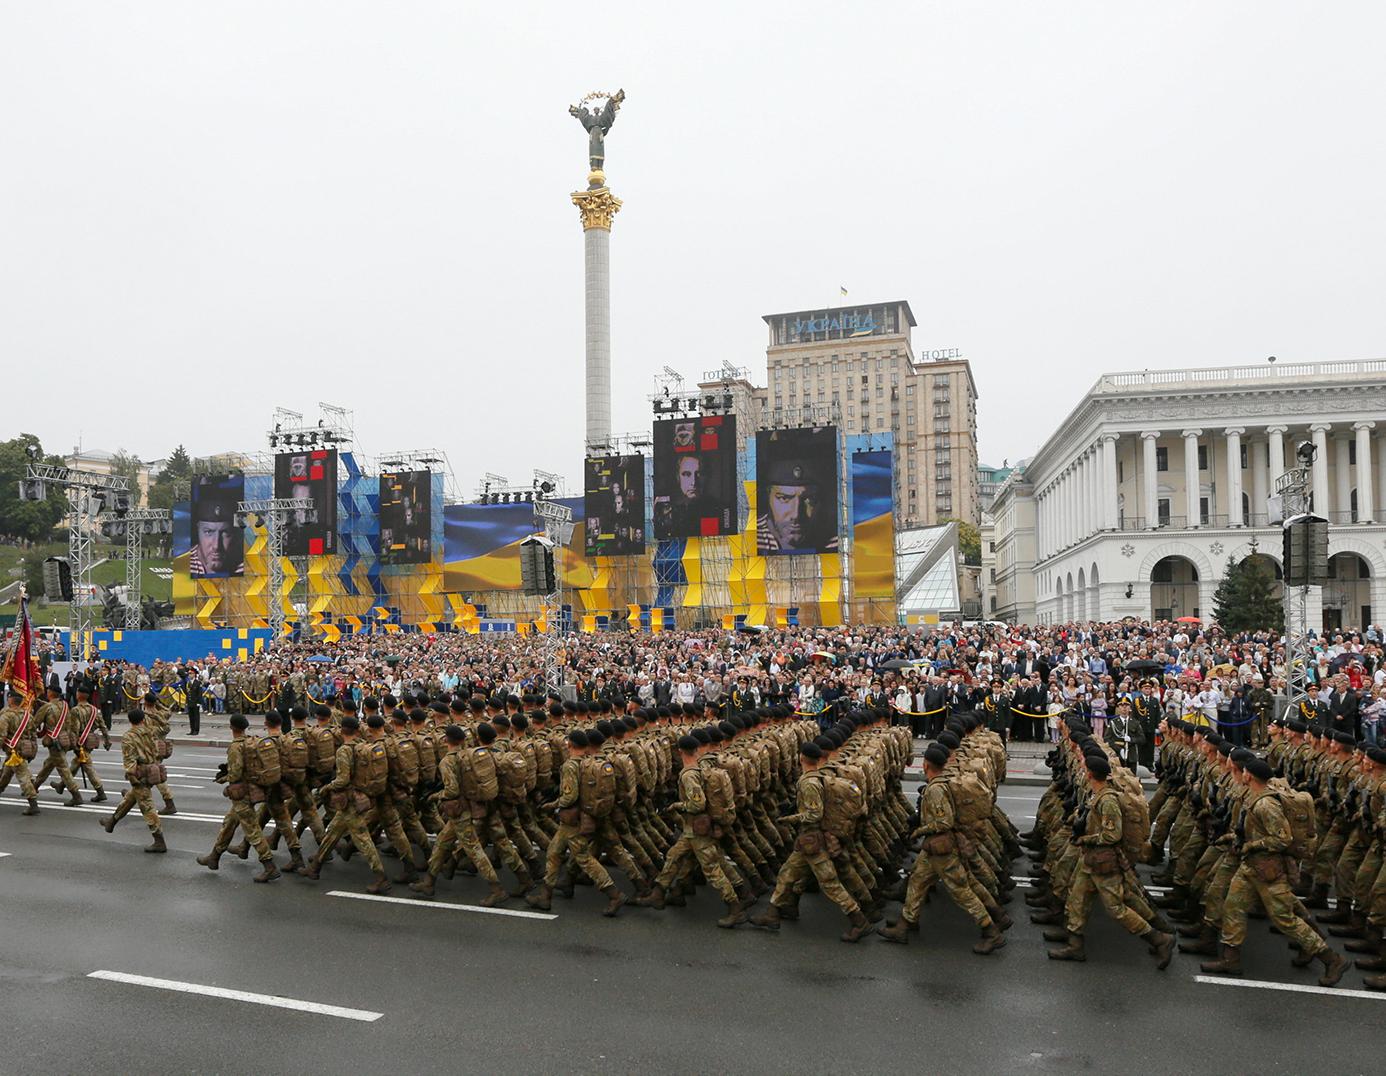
top-left (1296, 441), bottom-right (1317, 466)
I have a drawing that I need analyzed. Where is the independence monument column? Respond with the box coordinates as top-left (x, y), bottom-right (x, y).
top-left (570, 89), bottom-right (625, 451)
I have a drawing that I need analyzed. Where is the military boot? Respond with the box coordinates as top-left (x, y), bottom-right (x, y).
top-left (300, 857), bottom-right (323, 881)
top-left (749, 903), bottom-right (783, 931)
top-left (1200, 944), bottom-right (1242, 976)
top-left (393, 860), bottom-right (419, 885)
top-left (145, 832), bottom-right (168, 854)
top-left (92, 788), bottom-right (107, 803)
top-left (1317, 900), bottom-right (1353, 925)
top-left (973, 922), bottom-right (1006, 955)
top-left (366, 871), bottom-right (391, 895)
top-left (1047, 931), bottom-right (1086, 961)
top-left (525, 884), bottom-right (554, 911)
top-left (633, 885), bottom-right (667, 909)
top-left (253, 859), bottom-right (280, 883)
top-left (1304, 883), bottom-right (1330, 909)
top-left (876, 918), bottom-right (912, 944)
top-left (1179, 924), bottom-right (1218, 955)
top-left (1363, 973), bottom-right (1386, 991)
top-left (480, 882), bottom-right (509, 907)
top-left (1345, 924), bottom-right (1383, 955)
top-left (196, 849), bottom-right (223, 871)
top-left (1155, 884), bottom-right (1189, 909)
top-left (717, 899), bottom-right (748, 928)
top-left (229, 839), bottom-right (250, 860)
top-left (1144, 929), bottom-right (1175, 970)
top-left (158, 799), bottom-right (177, 816)
top-left (509, 867), bottom-right (534, 898)
top-left (840, 910), bottom-right (872, 942)
top-left (408, 873), bottom-right (436, 899)
top-left (1030, 908), bottom-right (1063, 925)
top-left (1314, 947), bottom-right (1348, 987)
top-left (1328, 912), bottom-right (1366, 939)
top-left (23, 798), bottom-right (39, 816)
top-left (600, 886), bottom-right (627, 917)
top-left (67, 790), bottom-right (83, 807)
top-left (1042, 927), bottom-right (1069, 943)
top-left (284, 848), bottom-right (307, 874)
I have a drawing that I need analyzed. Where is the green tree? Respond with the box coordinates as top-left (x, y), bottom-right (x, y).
top-left (943, 517), bottom-right (982, 566)
top-left (0, 435), bottom-right (68, 542)
top-left (148, 443), bottom-right (193, 510)
top-left (1213, 554), bottom-right (1284, 633)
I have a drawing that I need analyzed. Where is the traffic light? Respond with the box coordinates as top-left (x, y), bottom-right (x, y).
top-left (519, 536), bottom-right (556, 596)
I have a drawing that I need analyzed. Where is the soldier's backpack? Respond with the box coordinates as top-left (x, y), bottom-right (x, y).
top-left (353, 739), bottom-right (390, 797)
top-left (947, 770), bottom-right (992, 830)
top-left (578, 755), bottom-right (617, 818)
top-left (703, 762), bottom-right (737, 825)
top-left (496, 746), bottom-right (530, 803)
top-left (392, 735), bottom-right (421, 788)
top-left (307, 727), bottom-right (337, 774)
top-left (414, 732), bottom-right (439, 784)
top-left (244, 735), bottom-right (283, 787)
top-left (609, 750), bottom-right (639, 808)
top-left (461, 745), bottom-right (499, 803)
top-left (1265, 778), bottom-right (1318, 859)
top-left (280, 730), bottom-right (310, 781)
top-left (820, 771), bottom-right (867, 837)
top-left (530, 734), bottom-right (554, 787)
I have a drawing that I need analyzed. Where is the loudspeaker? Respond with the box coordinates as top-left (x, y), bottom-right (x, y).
top-left (42, 557), bottom-right (74, 602)
top-left (519, 536), bottom-right (556, 596)
top-left (1282, 514), bottom-right (1329, 587)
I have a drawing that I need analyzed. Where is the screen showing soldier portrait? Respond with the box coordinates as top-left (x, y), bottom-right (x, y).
top-left (584, 454), bottom-right (646, 556)
top-left (652, 415), bottom-right (738, 539)
top-left (273, 449), bottom-right (337, 556)
top-left (379, 470), bottom-right (432, 564)
top-left (189, 473), bottom-right (245, 578)
top-left (756, 426), bottom-right (840, 554)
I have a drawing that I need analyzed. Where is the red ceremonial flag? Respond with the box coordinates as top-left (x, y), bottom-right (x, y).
top-left (2, 591), bottom-right (42, 704)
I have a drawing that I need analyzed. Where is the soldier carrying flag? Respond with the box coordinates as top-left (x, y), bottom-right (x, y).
top-left (0, 587), bottom-right (45, 815)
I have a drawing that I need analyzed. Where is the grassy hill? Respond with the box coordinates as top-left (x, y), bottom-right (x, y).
top-left (0, 539), bottom-right (172, 627)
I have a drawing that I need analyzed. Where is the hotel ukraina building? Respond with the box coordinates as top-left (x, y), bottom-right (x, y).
top-left (990, 359), bottom-right (1386, 631)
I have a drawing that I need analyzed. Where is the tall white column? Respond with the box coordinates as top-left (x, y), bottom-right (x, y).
top-left (1101, 434), bottom-right (1118, 530)
top-left (572, 182), bottom-right (622, 451)
top-left (1086, 448), bottom-right (1097, 538)
top-left (1267, 425), bottom-right (1287, 480)
top-left (1078, 455), bottom-right (1089, 540)
top-left (1225, 427), bottom-right (1245, 526)
top-left (1355, 422), bottom-right (1375, 523)
top-left (1310, 423), bottom-right (1331, 514)
top-left (1251, 438), bottom-right (1269, 526)
top-left (1182, 429), bottom-right (1202, 527)
top-left (1378, 436), bottom-right (1386, 524)
top-left (1141, 431), bottom-right (1159, 528)
top-left (1335, 435), bottom-right (1352, 521)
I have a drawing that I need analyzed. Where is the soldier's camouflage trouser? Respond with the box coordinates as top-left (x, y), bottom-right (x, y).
top-left (1221, 855), bottom-right (1324, 953)
top-left (213, 796), bottom-right (272, 861)
top-left (769, 834), bottom-right (860, 917)
top-left (429, 810), bottom-right (499, 883)
top-left (34, 743), bottom-right (79, 795)
top-left (254, 786), bottom-right (301, 852)
top-left (0, 756), bottom-right (38, 799)
top-left (1065, 861), bottom-right (1151, 936)
top-left (1312, 820), bottom-right (1349, 887)
top-left (1334, 826), bottom-right (1369, 905)
top-left (318, 801), bottom-right (384, 874)
top-left (901, 849), bottom-right (992, 927)
top-left (113, 781), bottom-right (162, 833)
top-left (655, 828), bottom-right (738, 903)
top-left (1366, 849), bottom-right (1386, 930)
top-left (1200, 848), bottom-right (1242, 928)
top-left (368, 794), bottom-right (416, 862)
top-left (543, 820), bottom-right (615, 891)
top-left (73, 749), bottom-right (104, 791)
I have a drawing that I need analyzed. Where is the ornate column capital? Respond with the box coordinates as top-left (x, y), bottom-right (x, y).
top-left (571, 185), bottom-right (622, 230)
top-left (1354, 420), bottom-right (1377, 432)
top-left (1181, 429), bottom-right (1203, 439)
top-left (1309, 422), bottom-right (1333, 434)
top-left (1265, 424), bottom-right (1289, 435)
top-left (1223, 426), bottom-right (1246, 437)
top-left (1140, 430), bottom-right (1160, 441)
top-left (1099, 432), bottom-right (1120, 445)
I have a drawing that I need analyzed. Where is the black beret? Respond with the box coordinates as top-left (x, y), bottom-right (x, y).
top-left (510, 713), bottom-right (529, 732)
top-left (365, 715), bottom-right (385, 729)
top-left (800, 742), bottom-right (823, 760)
top-left (264, 711), bottom-right (283, 728)
top-left (1245, 758), bottom-right (1273, 781)
top-left (677, 735), bottom-right (700, 753)
top-left (444, 724), bottom-right (465, 744)
top-left (923, 745), bottom-right (949, 768)
top-left (290, 706), bottom-right (308, 721)
top-left (339, 716), bottom-right (359, 733)
top-left (1085, 754), bottom-right (1111, 779)
top-left (568, 729), bottom-right (588, 748)
top-left (128, 709), bottom-right (146, 725)
top-left (475, 722), bottom-right (496, 744)
top-left (492, 715), bottom-right (512, 730)
top-left (587, 731), bottom-right (606, 747)
top-left (1368, 747), bottom-right (1386, 765)
top-left (313, 705), bottom-right (332, 719)
top-left (340, 699), bottom-right (357, 713)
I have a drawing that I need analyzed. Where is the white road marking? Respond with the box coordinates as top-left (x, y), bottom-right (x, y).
top-left (0, 797), bottom-right (224, 824)
top-left (1193, 974), bottom-right (1386, 1002)
top-left (86, 970), bottom-right (383, 1021)
top-left (327, 889), bottom-right (558, 921)
top-left (0, 852), bottom-right (11, 859)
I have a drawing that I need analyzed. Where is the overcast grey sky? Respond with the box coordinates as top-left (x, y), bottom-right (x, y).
top-left (4, 2), bottom-right (1383, 487)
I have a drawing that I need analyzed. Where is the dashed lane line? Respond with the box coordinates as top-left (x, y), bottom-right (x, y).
top-left (87, 970), bottom-right (383, 1021)
top-left (326, 889), bottom-right (558, 921)
top-left (0, 796), bottom-right (224, 824)
top-left (1193, 974), bottom-right (1386, 1002)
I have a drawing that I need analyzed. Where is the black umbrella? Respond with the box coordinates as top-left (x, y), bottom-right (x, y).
top-left (1124, 659), bottom-right (1166, 674)
top-left (735, 624), bottom-right (767, 635)
top-left (878, 658), bottom-right (914, 671)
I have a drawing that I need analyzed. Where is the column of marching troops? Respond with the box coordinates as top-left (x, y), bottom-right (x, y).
top-left (1025, 708), bottom-right (1386, 990)
top-left (69, 687), bottom-right (1022, 945)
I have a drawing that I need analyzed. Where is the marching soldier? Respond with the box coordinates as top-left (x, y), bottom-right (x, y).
top-left (195, 714), bottom-right (279, 881)
top-left (140, 691), bottom-right (178, 815)
top-left (99, 709), bottom-right (166, 852)
top-left (34, 683), bottom-right (82, 805)
top-left (0, 689), bottom-right (41, 814)
top-left (300, 716), bottom-right (391, 893)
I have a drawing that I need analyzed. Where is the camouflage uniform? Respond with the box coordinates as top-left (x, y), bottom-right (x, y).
top-left (1220, 788), bottom-right (1325, 955)
top-left (0, 702), bottom-right (40, 805)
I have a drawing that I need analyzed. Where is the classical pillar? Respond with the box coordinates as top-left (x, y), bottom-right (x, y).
top-left (1141, 431), bottom-right (1159, 528)
top-left (571, 178), bottom-right (623, 450)
top-left (1266, 425), bottom-right (1287, 480)
top-left (1225, 427), bottom-right (1245, 526)
top-left (1335, 435), bottom-right (1352, 521)
top-left (1101, 434), bottom-right (1119, 530)
top-left (1310, 423), bottom-right (1331, 514)
top-left (1354, 422), bottom-right (1375, 523)
top-left (1251, 438), bottom-right (1269, 526)
top-left (1086, 447), bottom-right (1097, 538)
top-left (1378, 435), bottom-right (1386, 524)
top-left (1182, 429), bottom-right (1202, 527)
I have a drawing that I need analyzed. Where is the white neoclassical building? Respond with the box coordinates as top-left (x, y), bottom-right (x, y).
top-left (992, 358), bottom-right (1386, 630)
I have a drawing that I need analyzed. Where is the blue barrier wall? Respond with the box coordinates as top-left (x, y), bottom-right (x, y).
top-left (89, 628), bottom-right (275, 665)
